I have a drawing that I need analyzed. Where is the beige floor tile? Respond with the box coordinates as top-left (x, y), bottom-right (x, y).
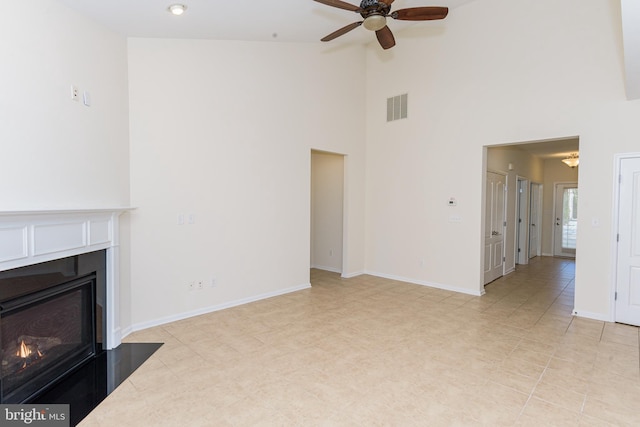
top-left (582, 395), bottom-right (640, 426)
top-left (532, 380), bottom-right (586, 413)
top-left (517, 397), bottom-right (580, 426)
top-left (461, 382), bottom-right (529, 425)
top-left (489, 369), bottom-right (540, 395)
top-left (78, 258), bottom-right (640, 426)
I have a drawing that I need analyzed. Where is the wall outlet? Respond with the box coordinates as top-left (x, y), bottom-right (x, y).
top-left (71, 85), bottom-right (79, 101)
top-left (188, 281), bottom-right (195, 291)
top-left (196, 280), bottom-right (204, 290)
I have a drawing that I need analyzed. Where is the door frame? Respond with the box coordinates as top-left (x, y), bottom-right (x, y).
top-left (516, 177), bottom-right (530, 265)
top-left (611, 152), bottom-right (640, 322)
top-left (484, 169), bottom-right (508, 285)
top-left (552, 182), bottom-right (578, 258)
top-left (310, 149), bottom-right (347, 276)
top-left (529, 182), bottom-right (543, 259)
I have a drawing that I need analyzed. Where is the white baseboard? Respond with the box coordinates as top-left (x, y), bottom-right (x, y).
top-left (364, 270), bottom-right (484, 297)
top-left (341, 270), bottom-right (365, 279)
top-left (572, 309), bottom-right (613, 322)
top-left (125, 283), bottom-right (311, 338)
top-left (311, 264), bottom-right (342, 274)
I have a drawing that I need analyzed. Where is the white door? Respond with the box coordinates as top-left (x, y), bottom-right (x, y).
top-left (615, 157), bottom-right (640, 326)
top-left (516, 178), bottom-right (529, 265)
top-left (484, 172), bottom-right (506, 284)
top-left (529, 183), bottom-right (542, 259)
top-left (553, 183), bottom-right (578, 258)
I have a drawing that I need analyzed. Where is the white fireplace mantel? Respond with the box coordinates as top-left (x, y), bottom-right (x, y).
top-left (0, 208), bottom-right (132, 350)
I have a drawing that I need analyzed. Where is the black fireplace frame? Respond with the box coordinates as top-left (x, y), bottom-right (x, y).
top-left (0, 250), bottom-right (107, 403)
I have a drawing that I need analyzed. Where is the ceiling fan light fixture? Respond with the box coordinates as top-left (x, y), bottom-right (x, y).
top-left (167, 4), bottom-right (187, 16)
top-left (363, 14), bottom-right (387, 31)
top-left (562, 153), bottom-right (579, 168)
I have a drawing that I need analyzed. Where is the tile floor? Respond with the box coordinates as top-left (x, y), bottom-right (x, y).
top-left (79, 257), bottom-right (640, 426)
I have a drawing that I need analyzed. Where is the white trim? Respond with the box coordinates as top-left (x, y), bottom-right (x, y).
top-left (572, 309), bottom-right (613, 322)
top-left (551, 182), bottom-right (578, 258)
top-left (609, 152), bottom-right (640, 323)
top-left (341, 270), bottom-right (364, 279)
top-left (311, 264), bottom-right (342, 274)
top-left (365, 270), bottom-right (484, 296)
top-left (0, 208), bottom-right (132, 350)
top-left (126, 283), bottom-right (311, 335)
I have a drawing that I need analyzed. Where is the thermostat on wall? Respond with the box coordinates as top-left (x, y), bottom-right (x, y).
top-left (448, 197), bottom-right (457, 206)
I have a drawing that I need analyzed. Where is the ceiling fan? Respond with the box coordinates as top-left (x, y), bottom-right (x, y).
top-left (314, 0), bottom-right (448, 50)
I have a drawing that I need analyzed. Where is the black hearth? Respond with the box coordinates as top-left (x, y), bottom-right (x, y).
top-left (0, 251), bottom-right (106, 403)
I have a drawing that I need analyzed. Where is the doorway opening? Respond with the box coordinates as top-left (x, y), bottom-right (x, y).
top-left (310, 150), bottom-right (345, 275)
top-left (553, 183), bottom-right (578, 258)
top-left (483, 137), bottom-right (580, 291)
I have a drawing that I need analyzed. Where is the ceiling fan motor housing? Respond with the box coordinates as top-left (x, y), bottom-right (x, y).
top-left (359, 0), bottom-right (391, 18)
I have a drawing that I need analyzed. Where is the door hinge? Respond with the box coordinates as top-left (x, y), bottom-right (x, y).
top-left (615, 291), bottom-right (618, 301)
top-left (617, 234), bottom-right (620, 242)
top-left (503, 256), bottom-right (506, 261)
top-left (503, 221), bottom-right (507, 227)
top-left (518, 248), bottom-right (521, 252)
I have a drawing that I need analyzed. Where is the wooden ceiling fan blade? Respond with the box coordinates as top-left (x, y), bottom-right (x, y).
top-left (375, 26), bottom-right (396, 50)
top-left (321, 21), bottom-right (363, 41)
top-left (392, 6), bottom-right (449, 21)
top-left (313, 0), bottom-right (361, 12)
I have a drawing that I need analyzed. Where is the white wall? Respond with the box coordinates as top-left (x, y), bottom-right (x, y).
top-left (311, 151), bottom-right (344, 273)
top-left (0, 0), bottom-right (130, 210)
top-left (127, 39), bottom-right (366, 328)
top-left (1, 1), bottom-right (131, 329)
top-left (365, 0), bottom-right (640, 319)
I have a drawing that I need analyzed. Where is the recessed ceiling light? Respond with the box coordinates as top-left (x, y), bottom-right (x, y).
top-left (168, 4), bottom-right (187, 16)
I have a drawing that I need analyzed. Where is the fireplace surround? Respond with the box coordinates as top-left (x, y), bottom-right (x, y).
top-left (0, 209), bottom-right (127, 349)
top-left (0, 209), bottom-right (127, 402)
top-left (0, 209), bottom-right (163, 425)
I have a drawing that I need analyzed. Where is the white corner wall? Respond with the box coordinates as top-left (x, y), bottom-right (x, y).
top-left (365, 0), bottom-right (640, 319)
top-left (127, 39), bottom-right (366, 328)
top-left (1, 1), bottom-right (132, 331)
top-left (0, 0), bottom-right (130, 210)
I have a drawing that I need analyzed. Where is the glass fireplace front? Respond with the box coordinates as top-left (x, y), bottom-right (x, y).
top-left (0, 276), bottom-right (96, 403)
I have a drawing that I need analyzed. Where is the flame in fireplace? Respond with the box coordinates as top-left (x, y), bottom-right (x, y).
top-left (17, 340), bottom-right (31, 358)
top-left (16, 340), bottom-right (43, 368)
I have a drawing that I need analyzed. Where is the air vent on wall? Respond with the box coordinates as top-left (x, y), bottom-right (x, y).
top-left (387, 93), bottom-right (408, 122)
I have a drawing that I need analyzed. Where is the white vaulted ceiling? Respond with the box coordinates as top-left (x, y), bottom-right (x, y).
top-left (55, 0), bottom-right (477, 44)
top-left (56, 0), bottom-right (639, 99)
